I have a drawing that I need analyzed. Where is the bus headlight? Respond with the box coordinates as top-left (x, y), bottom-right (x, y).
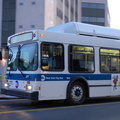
top-left (4, 82), bottom-right (9, 88)
top-left (26, 85), bottom-right (33, 90)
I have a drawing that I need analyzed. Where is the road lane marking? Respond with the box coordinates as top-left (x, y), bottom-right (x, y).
top-left (0, 99), bottom-right (29, 102)
top-left (1, 101), bottom-right (120, 114)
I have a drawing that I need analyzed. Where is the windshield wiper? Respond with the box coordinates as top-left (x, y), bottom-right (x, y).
top-left (17, 47), bottom-right (26, 78)
top-left (18, 67), bottom-right (26, 78)
top-left (18, 57), bottom-right (26, 78)
top-left (8, 70), bottom-right (11, 76)
top-left (18, 58), bottom-right (26, 78)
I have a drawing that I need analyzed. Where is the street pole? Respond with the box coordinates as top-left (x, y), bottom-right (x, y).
top-left (0, 0), bottom-right (2, 76)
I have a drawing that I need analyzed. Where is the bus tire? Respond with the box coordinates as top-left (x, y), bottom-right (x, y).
top-left (67, 82), bottom-right (86, 105)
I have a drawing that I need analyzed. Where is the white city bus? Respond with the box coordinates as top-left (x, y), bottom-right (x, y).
top-left (2, 22), bottom-right (120, 104)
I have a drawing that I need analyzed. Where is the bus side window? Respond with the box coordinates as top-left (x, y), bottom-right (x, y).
top-left (101, 64), bottom-right (109, 72)
top-left (72, 59), bottom-right (80, 71)
top-left (32, 54), bottom-right (38, 70)
top-left (54, 55), bottom-right (63, 69)
top-left (100, 48), bottom-right (120, 73)
top-left (69, 45), bottom-right (94, 73)
top-left (41, 42), bottom-right (64, 71)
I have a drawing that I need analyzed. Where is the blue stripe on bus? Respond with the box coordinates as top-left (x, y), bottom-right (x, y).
top-left (6, 74), bottom-right (111, 81)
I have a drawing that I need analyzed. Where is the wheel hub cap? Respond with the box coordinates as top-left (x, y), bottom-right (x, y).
top-left (71, 85), bottom-right (83, 101)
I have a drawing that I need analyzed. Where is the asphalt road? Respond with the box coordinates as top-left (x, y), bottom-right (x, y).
top-left (0, 97), bottom-right (120, 120)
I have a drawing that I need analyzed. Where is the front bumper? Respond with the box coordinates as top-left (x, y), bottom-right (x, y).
top-left (1, 88), bottom-right (38, 100)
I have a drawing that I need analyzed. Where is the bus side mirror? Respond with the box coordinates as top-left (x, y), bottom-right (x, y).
top-left (0, 52), bottom-right (2, 60)
top-left (41, 58), bottom-right (48, 66)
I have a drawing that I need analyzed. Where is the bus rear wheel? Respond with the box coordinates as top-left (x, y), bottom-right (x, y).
top-left (67, 82), bottom-right (86, 105)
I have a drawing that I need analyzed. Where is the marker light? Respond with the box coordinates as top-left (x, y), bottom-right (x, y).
top-left (34, 31), bottom-right (36, 34)
top-left (27, 81), bottom-right (30, 84)
top-left (40, 34), bottom-right (44, 37)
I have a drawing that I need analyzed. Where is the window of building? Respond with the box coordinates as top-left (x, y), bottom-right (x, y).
top-left (9, 21), bottom-right (15, 30)
top-left (31, 2), bottom-right (36, 5)
top-left (3, 21), bottom-right (15, 30)
top-left (100, 48), bottom-right (120, 73)
top-left (41, 42), bottom-right (64, 71)
top-left (65, 0), bottom-right (69, 8)
top-left (82, 17), bottom-right (89, 22)
top-left (98, 4), bottom-right (105, 9)
top-left (97, 18), bottom-right (105, 22)
top-left (19, 25), bottom-right (23, 29)
top-left (82, 17), bottom-right (105, 23)
top-left (64, 16), bottom-right (68, 23)
top-left (89, 3), bottom-right (97, 8)
top-left (70, 6), bottom-right (74, 21)
top-left (75, 0), bottom-right (78, 10)
top-left (82, 3), bottom-right (89, 8)
top-left (75, 12), bottom-right (78, 21)
top-left (71, 0), bottom-right (74, 6)
top-left (89, 17), bottom-right (97, 22)
top-left (57, 8), bottom-right (63, 19)
top-left (2, 21), bottom-right (9, 30)
top-left (82, 2), bottom-right (105, 9)
top-left (19, 2), bottom-right (23, 6)
top-left (75, 0), bottom-right (78, 21)
top-left (69, 45), bottom-right (94, 73)
top-left (31, 25), bottom-right (35, 28)
top-left (2, 0), bottom-right (16, 47)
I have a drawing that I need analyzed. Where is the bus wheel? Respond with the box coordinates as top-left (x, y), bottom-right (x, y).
top-left (67, 82), bottom-right (86, 105)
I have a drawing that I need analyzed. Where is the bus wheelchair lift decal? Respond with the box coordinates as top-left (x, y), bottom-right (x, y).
top-left (112, 75), bottom-right (120, 91)
top-left (15, 81), bottom-right (19, 88)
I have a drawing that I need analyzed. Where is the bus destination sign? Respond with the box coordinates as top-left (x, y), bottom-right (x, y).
top-left (10, 32), bottom-right (33, 44)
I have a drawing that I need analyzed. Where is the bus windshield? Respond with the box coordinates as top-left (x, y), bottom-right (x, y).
top-left (8, 42), bottom-right (38, 71)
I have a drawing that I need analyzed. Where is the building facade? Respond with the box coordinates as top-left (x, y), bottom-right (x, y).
top-left (0, 0), bottom-right (109, 75)
top-left (79, 0), bottom-right (110, 26)
top-left (0, 0), bottom-right (109, 48)
top-left (15, 0), bottom-right (79, 32)
top-left (1, 0), bottom-right (16, 47)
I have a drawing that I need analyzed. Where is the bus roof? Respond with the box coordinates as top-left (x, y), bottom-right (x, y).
top-left (46, 22), bottom-right (120, 40)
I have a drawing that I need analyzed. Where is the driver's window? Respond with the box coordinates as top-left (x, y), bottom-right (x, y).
top-left (8, 47), bottom-right (18, 71)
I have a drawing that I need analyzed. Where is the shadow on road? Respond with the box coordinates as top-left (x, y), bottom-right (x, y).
top-left (1, 96), bottom-right (120, 110)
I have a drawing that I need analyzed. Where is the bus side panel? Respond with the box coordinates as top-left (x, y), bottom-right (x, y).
top-left (39, 81), bottom-right (68, 100)
top-left (88, 80), bottom-right (111, 97)
top-left (89, 86), bottom-right (111, 97)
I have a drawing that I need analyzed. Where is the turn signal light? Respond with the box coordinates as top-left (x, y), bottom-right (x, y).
top-left (40, 34), bottom-right (44, 37)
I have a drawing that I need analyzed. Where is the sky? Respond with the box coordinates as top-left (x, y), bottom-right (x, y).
top-left (108, 0), bottom-right (120, 29)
